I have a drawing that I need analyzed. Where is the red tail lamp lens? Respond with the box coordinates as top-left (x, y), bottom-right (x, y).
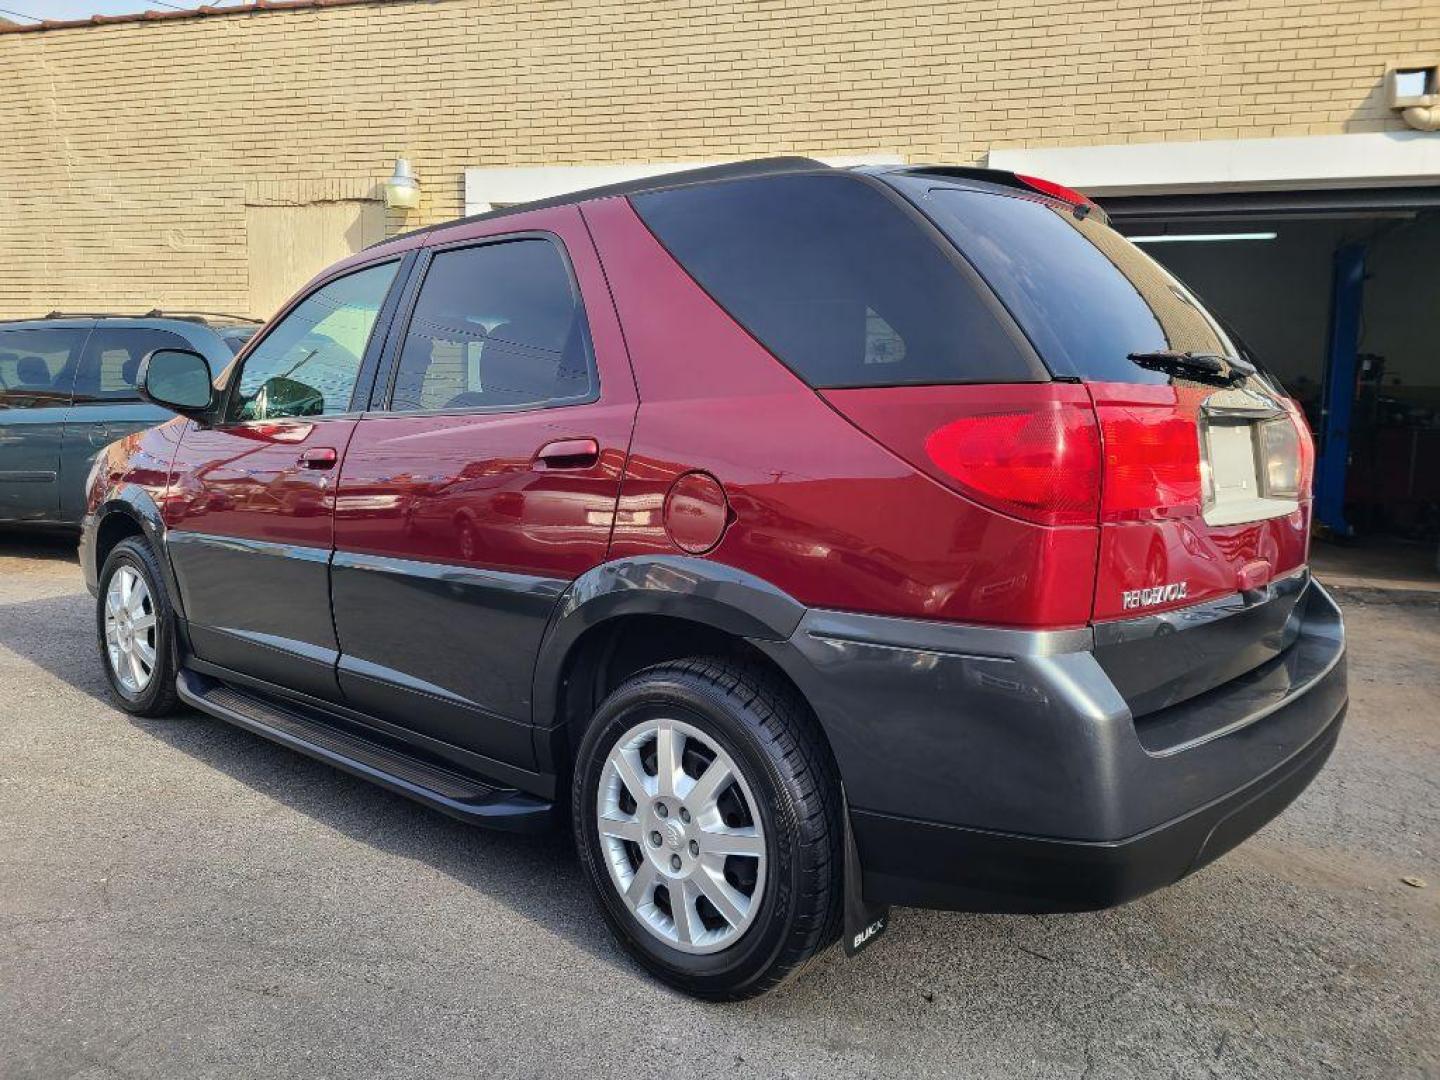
top-left (1096, 405), bottom-right (1203, 522)
top-left (924, 399), bottom-right (1101, 525)
top-left (1283, 397), bottom-right (1316, 497)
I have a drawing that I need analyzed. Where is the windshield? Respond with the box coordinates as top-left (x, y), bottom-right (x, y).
top-left (889, 177), bottom-right (1253, 384)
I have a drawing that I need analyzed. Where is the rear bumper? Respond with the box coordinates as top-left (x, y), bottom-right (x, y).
top-left (757, 576), bottom-right (1346, 913)
top-left (852, 698), bottom-right (1342, 912)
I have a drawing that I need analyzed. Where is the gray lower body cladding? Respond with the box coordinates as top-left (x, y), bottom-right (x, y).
top-left (756, 577), bottom-right (1347, 912)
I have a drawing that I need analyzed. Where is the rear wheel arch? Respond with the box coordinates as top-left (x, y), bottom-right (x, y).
top-left (529, 557), bottom-right (820, 786)
top-left (539, 612), bottom-right (827, 785)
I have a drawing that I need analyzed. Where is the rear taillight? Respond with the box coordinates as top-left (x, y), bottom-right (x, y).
top-left (1090, 384), bottom-right (1203, 523)
top-left (1257, 416), bottom-right (1301, 498)
top-left (825, 382), bottom-right (1253, 530)
top-left (1277, 397), bottom-right (1315, 498)
top-left (922, 389), bottom-right (1101, 526)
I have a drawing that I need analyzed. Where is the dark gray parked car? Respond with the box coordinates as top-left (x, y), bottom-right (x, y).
top-left (0, 312), bottom-right (257, 529)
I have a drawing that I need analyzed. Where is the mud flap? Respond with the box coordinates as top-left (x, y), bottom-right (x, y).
top-left (842, 788), bottom-right (890, 957)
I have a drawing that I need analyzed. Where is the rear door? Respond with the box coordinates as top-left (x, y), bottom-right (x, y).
top-left (59, 325), bottom-right (191, 524)
top-left (0, 327), bottom-right (87, 523)
top-left (164, 259), bottom-right (407, 701)
top-left (331, 207), bottom-right (636, 771)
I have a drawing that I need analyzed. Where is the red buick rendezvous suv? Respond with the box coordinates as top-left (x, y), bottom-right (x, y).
top-left (83, 159), bottom-right (1347, 999)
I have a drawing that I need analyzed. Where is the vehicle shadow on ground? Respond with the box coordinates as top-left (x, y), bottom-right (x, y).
top-left (0, 587), bottom-right (1279, 1026)
top-left (0, 588), bottom-right (639, 974)
top-left (0, 532), bottom-right (81, 564)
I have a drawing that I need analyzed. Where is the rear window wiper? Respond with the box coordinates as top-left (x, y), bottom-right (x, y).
top-left (1126, 350), bottom-right (1255, 386)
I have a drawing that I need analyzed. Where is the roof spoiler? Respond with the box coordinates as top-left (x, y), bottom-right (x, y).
top-left (900, 165), bottom-right (1106, 223)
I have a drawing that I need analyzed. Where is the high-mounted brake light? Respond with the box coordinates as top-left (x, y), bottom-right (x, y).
top-left (1014, 173), bottom-right (1094, 209)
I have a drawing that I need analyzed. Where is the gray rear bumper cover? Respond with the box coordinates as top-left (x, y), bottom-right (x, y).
top-left (756, 578), bottom-right (1347, 910)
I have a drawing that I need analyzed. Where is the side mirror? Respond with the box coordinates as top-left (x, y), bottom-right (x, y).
top-left (137, 348), bottom-right (215, 420)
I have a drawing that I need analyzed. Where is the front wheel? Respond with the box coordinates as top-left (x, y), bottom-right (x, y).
top-left (573, 657), bottom-right (843, 999)
top-left (96, 537), bottom-right (181, 717)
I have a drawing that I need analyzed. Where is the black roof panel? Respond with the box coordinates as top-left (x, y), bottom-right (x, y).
top-left (379, 156), bottom-right (831, 247)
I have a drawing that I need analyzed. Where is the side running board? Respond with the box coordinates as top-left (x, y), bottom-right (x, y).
top-left (176, 669), bottom-right (554, 833)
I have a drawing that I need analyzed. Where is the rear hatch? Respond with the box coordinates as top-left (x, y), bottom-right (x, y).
top-left (629, 166), bottom-right (1316, 713)
top-left (883, 169), bottom-right (1316, 714)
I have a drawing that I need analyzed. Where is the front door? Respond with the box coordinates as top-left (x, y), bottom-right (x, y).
top-left (0, 327), bottom-right (87, 523)
top-left (164, 259), bottom-right (405, 701)
top-left (331, 209), bottom-right (637, 771)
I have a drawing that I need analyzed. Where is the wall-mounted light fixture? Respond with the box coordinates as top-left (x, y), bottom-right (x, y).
top-left (384, 158), bottom-right (422, 210)
top-left (1387, 61), bottom-right (1440, 131)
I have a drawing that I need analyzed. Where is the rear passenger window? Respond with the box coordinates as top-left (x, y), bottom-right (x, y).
top-left (0, 329), bottom-right (86, 410)
top-left (630, 173), bottom-right (1037, 388)
top-left (73, 327), bottom-right (190, 402)
top-left (389, 239), bottom-right (596, 413)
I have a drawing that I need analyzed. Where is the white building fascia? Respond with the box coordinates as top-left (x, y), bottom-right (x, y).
top-left (987, 132), bottom-right (1440, 196)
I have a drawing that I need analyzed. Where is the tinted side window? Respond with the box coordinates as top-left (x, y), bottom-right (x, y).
top-left (901, 181), bottom-right (1244, 384)
top-left (0, 329), bottom-right (86, 410)
top-left (230, 262), bottom-right (398, 422)
top-left (630, 173), bottom-right (1036, 388)
top-left (389, 239), bottom-right (595, 413)
top-left (74, 327), bottom-right (191, 402)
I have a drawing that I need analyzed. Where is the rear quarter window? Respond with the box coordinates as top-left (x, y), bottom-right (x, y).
top-left (895, 179), bottom-right (1246, 384)
top-left (630, 173), bottom-right (1039, 388)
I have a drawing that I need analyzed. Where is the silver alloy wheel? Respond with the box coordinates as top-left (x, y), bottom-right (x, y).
top-left (104, 565), bottom-right (157, 694)
top-left (596, 716), bottom-right (768, 955)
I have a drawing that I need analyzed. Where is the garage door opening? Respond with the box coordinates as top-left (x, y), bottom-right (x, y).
top-left (1103, 187), bottom-right (1440, 584)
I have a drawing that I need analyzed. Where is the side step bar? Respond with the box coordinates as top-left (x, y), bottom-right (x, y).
top-left (177, 669), bottom-right (555, 833)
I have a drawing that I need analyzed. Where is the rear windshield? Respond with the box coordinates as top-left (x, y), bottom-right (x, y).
top-left (891, 177), bottom-right (1246, 384)
top-left (630, 173), bottom-right (1039, 388)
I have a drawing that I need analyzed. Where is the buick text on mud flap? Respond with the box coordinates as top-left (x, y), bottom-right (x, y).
top-left (1122, 582), bottom-right (1189, 611)
top-left (852, 917), bottom-right (887, 952)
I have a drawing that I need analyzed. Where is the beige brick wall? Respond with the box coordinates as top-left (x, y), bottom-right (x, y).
top-left (0, 0), bottom-right (1435, 319)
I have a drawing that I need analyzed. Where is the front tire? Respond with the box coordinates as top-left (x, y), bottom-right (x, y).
top-left (97, 537), bottom-right (180, 717)
top-left (573, 657), bottom-right (843, 999)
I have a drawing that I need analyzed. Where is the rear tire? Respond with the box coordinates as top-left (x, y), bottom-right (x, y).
top-left (97, 537), bottom-right (180, 717)
top-left (572, 656), bottom-right (843, 999)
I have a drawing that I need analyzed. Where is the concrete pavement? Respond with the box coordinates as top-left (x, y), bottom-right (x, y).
top-left (1, 536), bottom-right (1436, 1079)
